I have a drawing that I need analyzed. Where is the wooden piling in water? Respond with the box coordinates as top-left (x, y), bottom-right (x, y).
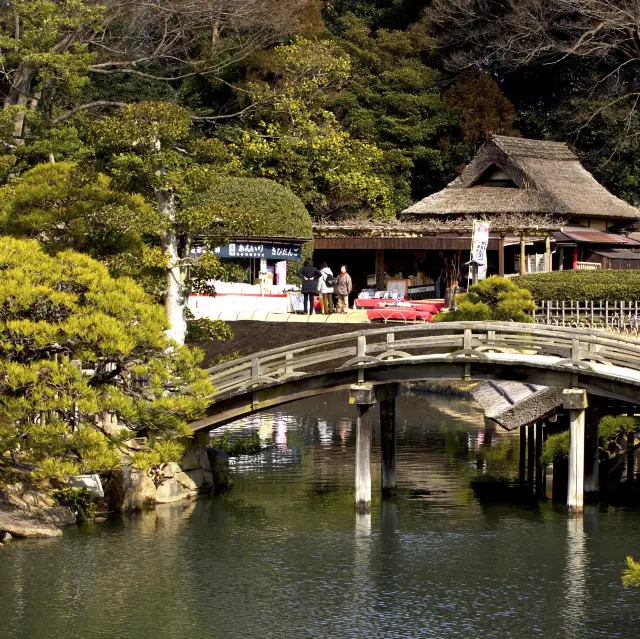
top-left (380, 396), bottom-right (397, 497)
top-left (564, 390), bottom-right (588, 513)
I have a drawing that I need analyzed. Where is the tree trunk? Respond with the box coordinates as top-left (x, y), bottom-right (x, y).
top-left (4, 65), bottom-right (36, 143)
top-left (156, 189), bottom-right (186, 345)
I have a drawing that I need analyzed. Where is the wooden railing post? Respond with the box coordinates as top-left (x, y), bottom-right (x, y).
top-left (463, 327), bottom-right (472, 351)
top-left (251, 357), bottom-right (260, 381)
top-left (572, 339), bottom-right (580, 362)
top-left (357, 334), bottom-right (367, 383)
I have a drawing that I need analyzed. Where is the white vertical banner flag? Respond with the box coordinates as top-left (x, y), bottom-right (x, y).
top-left (471, 220), bottom-right (491, 281)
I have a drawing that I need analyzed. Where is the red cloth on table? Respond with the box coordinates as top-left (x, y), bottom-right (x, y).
top-left (367, 309), bottom-right (433, 322)
top-left (355, 298), bottom-right (443, 314)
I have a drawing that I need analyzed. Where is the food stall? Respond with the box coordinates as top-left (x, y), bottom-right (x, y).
top-left (188, 236), bottom-right (311, 319)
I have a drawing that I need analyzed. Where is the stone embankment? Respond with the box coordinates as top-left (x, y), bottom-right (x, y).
top-left (104, 447), bottom-right (230, 512)
top-left (0, 447), bottom-right (230, 541)
top-left (0, 483), bottom-right (76, 539)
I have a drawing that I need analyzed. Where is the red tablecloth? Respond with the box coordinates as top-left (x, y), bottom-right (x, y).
top-left (367, 309), bottom-right (433, 322)
top-left (355, 298), bottom-right (444, 314)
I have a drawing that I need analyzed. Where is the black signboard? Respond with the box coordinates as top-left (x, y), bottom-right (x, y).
top-left (191, 242), bottom-right (302, 261)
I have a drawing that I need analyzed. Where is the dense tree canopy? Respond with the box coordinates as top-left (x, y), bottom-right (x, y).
top-left (0, 0), bottom-right (639, 345)
top-left (0, 238), bottom-right (213, 482)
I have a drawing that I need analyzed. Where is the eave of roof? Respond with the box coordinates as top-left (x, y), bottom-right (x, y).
top-left (553, 227), bottom-right (640, 245)
top-left (403, 135), bottom-right (640, 221)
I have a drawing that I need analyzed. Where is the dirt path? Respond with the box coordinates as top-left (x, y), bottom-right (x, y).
top-left (196, 320), bottom-right (371, 367)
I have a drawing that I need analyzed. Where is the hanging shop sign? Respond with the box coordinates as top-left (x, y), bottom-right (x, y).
top-left (191, 242), bottom-right (302, 261)
top-left (217, 242), bottom-right (301, 260)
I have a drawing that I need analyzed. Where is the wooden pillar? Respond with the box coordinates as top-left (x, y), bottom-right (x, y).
top-left (193, 430), bottom-right (210, 448)
top-left (350, 383), bottom-right (377, 512)
top-left (572, 247), bottom-right (579, 270)
top-left (527, 423), bottom-right (535, 488)
top-left (545, 236), bottom-right (552, 272)
top-left (355, 403), bottom-right (373, 512)
top-left (519, 426), bottom-right (526, 485)
top-left (564, 389), bottom-right (588, 513)
top-left (380, 396), bottom-right (397, 496)
top-left (375, 249), bottom-right (385, 291)
top-left (584, 401), bottom-right (600, 501)
top-left (535, 422), bottom-right (544, 496)
top-left (520, 234), bottom-right (526, 275)
top-left (498, 236), bottom-right (505, 277)
top-left (558, 246), bottom-right (565, 271)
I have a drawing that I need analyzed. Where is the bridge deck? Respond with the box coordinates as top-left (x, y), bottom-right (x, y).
top-left (194, 322), bottom-right (640, 431)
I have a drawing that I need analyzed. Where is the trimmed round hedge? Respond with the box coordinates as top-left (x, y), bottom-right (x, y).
top-left (515, 271), bottom-right (640, 301)
top-left (196, 177), bottom-right (313, 282)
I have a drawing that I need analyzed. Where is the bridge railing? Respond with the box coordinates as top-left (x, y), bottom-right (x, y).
top-left (207, 322), bottom-right (640, 399)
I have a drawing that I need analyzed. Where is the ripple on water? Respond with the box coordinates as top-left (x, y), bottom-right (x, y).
top-left (2, 393), bottom-right (640, 639)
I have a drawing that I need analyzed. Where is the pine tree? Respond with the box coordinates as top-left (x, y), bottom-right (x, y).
top-left (0, 237), bottom-right (214, 483)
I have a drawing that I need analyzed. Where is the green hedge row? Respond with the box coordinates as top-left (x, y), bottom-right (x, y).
top-left (514, 271), bottom-right (640, 301)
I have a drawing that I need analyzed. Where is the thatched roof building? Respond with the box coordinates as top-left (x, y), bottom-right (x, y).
top-left (403, 136), bottom-right (639, 224)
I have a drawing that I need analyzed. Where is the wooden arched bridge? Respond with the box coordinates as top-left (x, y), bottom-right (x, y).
top-left (191, 322), bottom-right (640, 513)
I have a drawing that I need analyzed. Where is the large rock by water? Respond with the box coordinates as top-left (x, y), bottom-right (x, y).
top-left (104, 467), bottom-right (157, 512)
top-left (3, 482), bottom-right (56, 511)
top-left (1, 483), bottom-right (76, 529)
top-left (0, 504), bottom-right (63, 538)
top-left (155, 463), bottom-right (197, 503)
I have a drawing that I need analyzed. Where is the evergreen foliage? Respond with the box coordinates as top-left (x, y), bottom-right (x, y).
top-left (328, 15), bottom-right (464, 208)
top-left (515, 271), bottom-right (640, 302)
top-left (0, 162), bottom-right (156, 258)
top-left (540, 415), bottom-right (639, 467)
top-left (0, 238), bottom-right (213, 483)
top-left (225, 38), bottom-right (396, 218)
top-left (436, 277), bottom-right (536, 323)
top-left (622, 556), bottom-right (640, 588)
top-left (540, 431), bottom-right (570, 466)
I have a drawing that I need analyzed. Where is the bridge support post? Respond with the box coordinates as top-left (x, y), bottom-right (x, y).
top-left (527, 423), bottom-right (535, 490)
top-left (350, 384), bottom-right (376, 513)
top-left (380, 396), bottom-right (397, 497)
top-left (564, 389), bottom-right (588, 513)
top-left (519, 426), bottom-right (526, 486)
top-left (193, 431), bottom-right (210, 449)
top-left (584, 400), bottom-right (601, 501)
top-left (535, 422), bottom-right (544, 497)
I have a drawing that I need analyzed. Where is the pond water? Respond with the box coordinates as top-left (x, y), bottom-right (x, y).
top-left (2, 393), bottom-right (640, 639)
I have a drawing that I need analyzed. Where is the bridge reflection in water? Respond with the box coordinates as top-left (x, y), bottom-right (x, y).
top-left (193, 322), bottom-right (640, 514)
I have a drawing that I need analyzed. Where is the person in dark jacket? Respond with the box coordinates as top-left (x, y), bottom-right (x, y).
top-left (298, 259), bottom-right (323, 315)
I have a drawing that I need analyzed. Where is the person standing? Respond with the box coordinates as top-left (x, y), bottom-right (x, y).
top-left (298, 259), bottom-right (322, 315)
top-left (336, 264), bottom-right (352, 314)
top-left (318, 261), bottom-right (335, 314)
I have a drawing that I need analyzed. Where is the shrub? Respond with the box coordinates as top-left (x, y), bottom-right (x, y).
top-left (435, 277), bottom-right (535, 322)
top-left (541, 415), bottom-right (639, 467)
top-left (185, 176), bottom-right (313, 284)
top-left (210, 430), bottom-right (263, 456)
top-left (540, 430), bottom-right (570, 466)
top-left (186, 316), bottom-right (234, 344)
top-left (52, 487), bottom-right (98, 523)
top-left (515, 271), bottom-right (640, 302)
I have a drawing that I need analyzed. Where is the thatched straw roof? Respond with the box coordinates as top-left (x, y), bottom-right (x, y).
top-left (471, 380), bottom-right (563, 430)
top-left (313, 212), bottom-right (565, 237)
top-left (403, 136), bottom-right (640, 221)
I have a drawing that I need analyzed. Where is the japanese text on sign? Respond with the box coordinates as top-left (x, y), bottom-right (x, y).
top-left (471, 220), bottom-right (490, 266)
top-left (190, 242), bottom-right (302, 261)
